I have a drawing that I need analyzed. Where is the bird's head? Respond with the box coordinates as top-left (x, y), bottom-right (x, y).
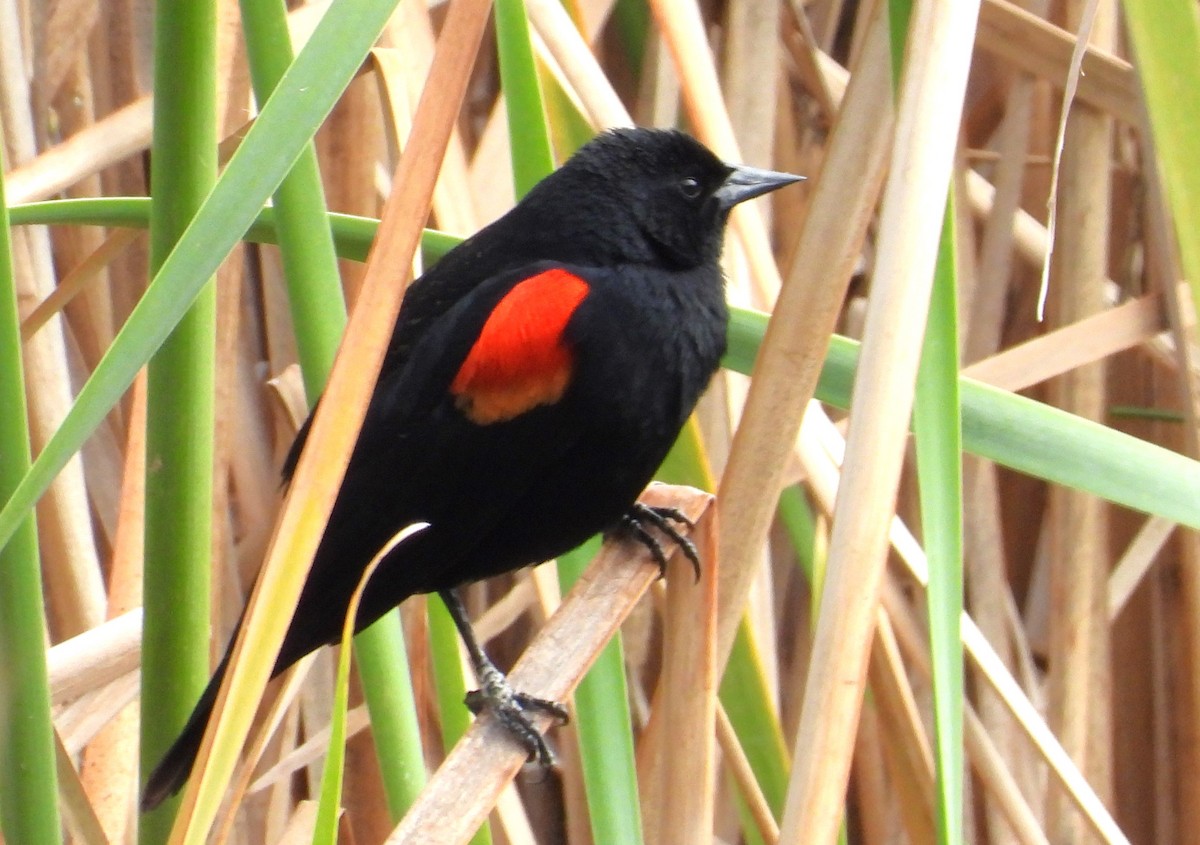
top-left (530, 128), bottom-right (802, 269)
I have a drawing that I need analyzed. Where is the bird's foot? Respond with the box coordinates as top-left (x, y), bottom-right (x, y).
top-left (465, 659), bottom-right (569, 768)
top-left (611, 502), bottom-right (701, 580)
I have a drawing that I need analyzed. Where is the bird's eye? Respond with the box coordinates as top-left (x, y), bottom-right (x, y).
top-left (679, 176), bottom-right (702, 199)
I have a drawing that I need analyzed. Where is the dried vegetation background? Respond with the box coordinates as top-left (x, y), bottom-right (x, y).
top-left (2, 0), bottom-right (1197, 843)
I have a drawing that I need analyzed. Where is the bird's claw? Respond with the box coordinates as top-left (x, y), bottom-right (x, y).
top-left (465, 663), bottom-right (569, 768)
top-left (612, 502), bottom-right (701, 581)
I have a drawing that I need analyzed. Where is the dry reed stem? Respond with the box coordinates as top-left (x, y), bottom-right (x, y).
top-left (849, 700), bottom-right (891, 845)
top-left (225, 345), bottom-right (281, 582)
top-left (5, 96), bottom-right (153, 203)
top-left (714, 0), bottom-right (893, 674)
top-left (48, 608), bottom-right (143, 704)
top-left (966, 4), bottom-right (1042, 365)
top-left (968, 165), bottom-right (1200, 386)
top-left (963, 619), bottom-right (1130, 843)
top-left (214, 244), bottom-right (249, 673)
top-left (800, 405), bottom-right (1130, 843)
top-left (1108, 516), bottom-right (1177, 620)
top-left (13, 231), bottom-right (105, 646)
top-left (963, 458), bottom-right (1032, 845)
top-left (955, 69), bottom-right (1196, 834)
top-left (473, 576), bottom-right (539, 644)
top-left (10, 0), bottom-right (137, 666)
top-left (977, 0), bottom-right (1137, 125)
top-left (656, 489), bottom-right (717, 844)
top-left (212, 655), bottom-right (321, 845)
top-left (1045, 2), bottom-right (1117, 835)
top-left (716, 703), bottom-right (780, 845)
top-left (317, 73), bottom-right (381, 308)
top-left (1139, 112), bottom-right (1200, 836)
top-left (380, 1), bottom-right (479, 234)
top-left (779, 3), bottom-right (979, 840)
top-left (963, 285), bottom-right (1171, 392)
top-left (963, 172), bottom-right (1183, 360)
top-left (245, 702), bottom-right (370, 800)
top-left (51, 70), bottom-right (119, 379)
top-left (782, 0), bottom-right (840, 123)
top-left (722, 1), bottom-right (780, 172)
top-left (77, 370), bottom-right (145, 839)
top-left (20, 229), bottom-right (141, 341)
top-left (467, 101), bottom-right (518, 223)
top-left (645, 0), bottom-right (783, 310)
top-left (1146, 172), bottom-right (1200, 446)
top-left (272, 798), bottom-right (319, 845)
top-left (527, 0), bottom-right (630, 129)
top-left (964, 63), bottom-right (1033, 814)
top-left (867, 611), bottom-right (937, 844)
top-left (638, 35), bottom-right (683, 130)
top-left (879, 579), bottom-right (1051, 845)
top-left (167, 1), bottom-right (494, 839)
top-left (387, 485), bottom-right (712, 844)
top-left (60, 673), bottom-right (140, 755)
top-left (56, 731), bottom-right (112, 845)
top-left (41, 0), bottom-right (101, 95)
top-left (494, 781), bottom-right (538, 845)
top-left (962, 707), bottom-right (1051, 845)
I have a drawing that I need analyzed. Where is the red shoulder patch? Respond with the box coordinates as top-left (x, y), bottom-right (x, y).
top-left (450, 268), bottom-right (590, 424)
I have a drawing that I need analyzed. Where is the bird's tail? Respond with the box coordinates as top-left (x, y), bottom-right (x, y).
top-left (140, 651), bottom-right (230, 812)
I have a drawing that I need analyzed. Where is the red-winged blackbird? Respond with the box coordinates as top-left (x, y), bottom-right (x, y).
top-left (141, 127), bottom-right (800, 810)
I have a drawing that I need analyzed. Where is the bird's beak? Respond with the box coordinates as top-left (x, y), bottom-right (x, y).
top-left (715, 164), bottom-right (804, 211)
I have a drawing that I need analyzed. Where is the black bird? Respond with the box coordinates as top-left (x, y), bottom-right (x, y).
top-left (141, 127), bottom-right (800, 810)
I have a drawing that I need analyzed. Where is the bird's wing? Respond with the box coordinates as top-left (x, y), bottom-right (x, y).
top-left (282, 262), bottom-right (605, 637)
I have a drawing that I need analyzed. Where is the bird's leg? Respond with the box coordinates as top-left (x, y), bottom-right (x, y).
top-left (610, 502), bottom-right (701, 580)
top-left (439, 589), bottom-right (569, 767)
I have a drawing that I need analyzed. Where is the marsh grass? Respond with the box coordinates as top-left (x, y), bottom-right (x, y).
top-left (1, 1), bottom-right (1198, 843)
